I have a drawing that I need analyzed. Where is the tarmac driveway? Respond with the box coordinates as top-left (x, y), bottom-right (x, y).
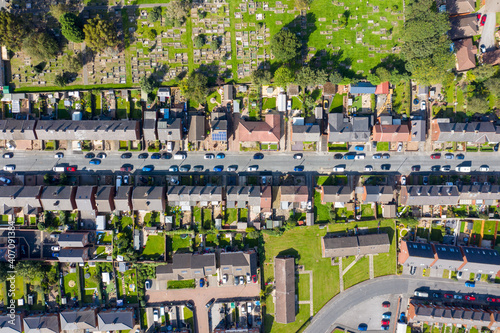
top-left (146, 283), bottom-right (260, 333)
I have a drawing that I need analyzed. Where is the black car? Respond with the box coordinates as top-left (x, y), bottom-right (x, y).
top-left (334, 153), bottom-right (343, 160)
top-left (433, 292), bottom-right (441, 298)
top-left (382, 153), bottom-right (390, 159)
top-left (151, 153), bottom-right (161, 159)
top-left (138, 153), bottom-right (149, 159)
top-left (161, 153), bottom-right (172, 159)
top-left (193, 165), bottom-right (204, 172)
top-left (85, 153), bottom-right (95, 159)
top-left (253, 153), bottom-right (264, 160)
top-left (121, 153), bottom-right (132, 159)
top-left (2, 152), bottom-right (13, 159)
top-left (381, 164), bottom-right (391, 170)
top-left (206, 298), bottom-right (215, 308)
top-left (185, 301), bottom-right (194, 310)
top-left (411, 165), bottom-right (420, 172)
top-left (432, 165), bottom-right (441, 172)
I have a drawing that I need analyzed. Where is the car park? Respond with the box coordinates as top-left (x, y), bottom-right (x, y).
top-left (85, 153), bottom-right (95, 159)
top-left (373, 153), bottom-right (382, 159)
top-left (205, 153), bottom-right (215, 159)
top-left (151, 153), bottom-right (161, 159)
top-left (142, 166), bottom-right (153, 172)
top-left (138, 153), bottom-right (148, 159)
top-left (445, 153), bottom-right (454, 159)
top-left (54, 152), bottom-right (64, 158)
top-left (480, 165), bottom-right (490, 171)
top-left (355, 153), bottom-right (365, 160)
top-left (169, 166), bottom-right (179, 172)
top-left (334, 153), bottom-right (343, 159)
top-left (430, 153), bottom-right (441, 159)
top-left (97, 153), bottom-right (107, 159)
top-left (121, 153), bottom-right (132, 159)
top-left (253, 153), bottom-right (264, 159)
top-left (89, 159), bottom-right (101, 165)
top-left (2, 152), bottom-right (13, 159)
top-left (294, 153), bottom-right (303, 159)
top-left (456, 154), bottom-right (465, 159)
top-left (294, 165), bottom-right (304, 172)
top-left (355, 145), bottom-right (364, 151)
top-left (161, 153), bottom-right (172, 159)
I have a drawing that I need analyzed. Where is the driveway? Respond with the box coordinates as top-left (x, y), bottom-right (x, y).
top-left (480, 12), bottom-right (497, 51)
top-left (146, 284), bottom-right (260, 333)
top-left (304, 275), bottom-right (500, 333)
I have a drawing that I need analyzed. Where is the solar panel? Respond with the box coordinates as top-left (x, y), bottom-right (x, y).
top-left (212, 132), bottom-right (227, 141)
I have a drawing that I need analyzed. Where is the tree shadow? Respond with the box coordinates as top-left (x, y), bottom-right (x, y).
top-left (281, 12), bottom-right (318, 66)
top-left (277, 247), bottom-right (300, 261)
top-left (197, 61), bottom-right (222, 85)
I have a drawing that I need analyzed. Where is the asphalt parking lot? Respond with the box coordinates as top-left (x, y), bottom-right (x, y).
top-left (336, 294), bottom-right (402, 331)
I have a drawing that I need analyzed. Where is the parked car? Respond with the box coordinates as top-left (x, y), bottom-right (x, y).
top-left (151, 153), bottom-right (161, 159)
top-left (51, 246), bottom-right (60, 251)
top-left (169, 166), bottom-right (179, 172)
top-left (382, 313), bottom-right (391, 319)
top-left (252, 275), bottom-right (257, 283)
top-left (323, 99), bottom-right (329, 110)
top-left (180, 166), bottom-right (190, 172)
top-left (456, 154), bottom-right (465, 159)
top-left (365, 165), bottom-right (373, 172)
top-left (442, 165), bottom-right (451, 171)
top-left (475, 273), bottom-right (482, 281)
top-left (401, 176), bottom-right (406, 185)
top-left (410, 266), bottom-right (416, 275)
top-left (0, 177), bottom-right (11, 184)
top-left (423, 176), bottom-right (429, 185)
top-left (294, 153), bottom-right (303, 159)
top-left (382, 153), bottom-right (390, 159)
top-left (89, 159), bottom-right (101, 165)
top-left (399, 313), bottom-right (405, 323)
top-left (334, 153), bottom-right (343, 159)
top-left (444, 294), bottom-right (453, 299)
top-left (200, 278), bottom-right (205, 288)
top-left (480, 44), bottom-right (487, 53)
top-left (454, 294), bottom-right (463, 300)
top-left (381, 325), bottom-right (389, 331)
top-left (355, 145), bottom-right (364, 151)
top-left (216, 153), bottom-right (225, 159)
top-left (397, 142), bottom-right (403, 152)
top-left (373, 153), bottom-right (382, 159)
top-left (222, 274), bottom-right (228, 284)
top-left (480, 14), bottom-right (487, 26)
top-left (121, 153), bottom-right (132, 159)
top-left (66, 166), bottom-right (77, 172)
top-left (381, 319), bottom-right (390, 325)
top-left (161, 153), bottom-right (172, 159)
top-left (411, 165), bottom-right (420, 172)
top-left (420, 101), bottom-right (426, 111)
top-left (465, 295), bottom-right (476, 301)
top-left (343, 153), bottom-right (355, 160)
top-left (382, 301), bottom-right (391, 308)
top-left (234, 276), bottom-right (240, 285)
top-left (358, 324), bottom-right (368, 331)
top-left (465, 280), bottom-right (475, 287)
top-left (138, 153), bottom-right (149, 159)
top-left (145, 280), bottom-right (151, 290)
top-left (227, 165), bottom-right (237, 172)
top-left (204, 153), bottom-right (215, 159)
top-left (120, 165), bottom-right (133, 172)
top-left (432, 293), bottom-right (441, 298)
top-left (193, 165), bottom-right (204, 172)
top-left (480, 165), bottom-right (490, 171)
top-left (294, 165), bottom-right (304, 172)
top-left (84, 153), bottom-right (95, 159)
top-left (52, 252), bottom-right (59, 258)
top-left (153, 309), bottom-right (159, 322)
top-left (253, 153), bottom-right (264, 160)
top-left (97, 153), bottom-right (107, 159)
top-left (457, 271), bottom-right (463, 279)
top-left (445, 153), bottom-right (454, 159)
top-left (430, 153), bottom-right (441, 159)
top-left (247, 302), bottom-right (252, 313)
top-left (206, 298), bottom-right (215, 308)
top-left (431, 165), bottom-right (441, 172)
top-left (142, 166), bottom-right (153, 172)
top-left (248, 166), bottom-right (258, 171)
top-left (239, 276), bottom-right (245, 285)
top-left (54, 152), bottom-right (64, 158)
top-left (214, 166), bottom-right (223, 172)
top-left (355, 153), bottom-right (365, 160)
top-left (381, 164), bottom-right (391, 171)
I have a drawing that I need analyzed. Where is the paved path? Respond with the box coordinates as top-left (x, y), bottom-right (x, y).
top-left (146, 284), bottom-right (260, 333)
top-left (304, 275), bottom-right (500, 333)
top-left (81, 42), bottom-right (88, 86)
top-left (368, 254), bottom-right (374, 280)
top-left (338, 257), bottom-right (344, 292)
top-left (342, 256), bottom-right (360, 275)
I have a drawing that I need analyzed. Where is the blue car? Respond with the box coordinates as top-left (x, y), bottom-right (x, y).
top-left (355, 145), bottom-right (364, 151)
top-left (89, 159), bottom-right (101, 165)
top-left (142, 166), bottom-right (153, 172)
top-left (358, 324), bottom-right (367, 331)
top-left (381, 326), bottom-right (389, 331)
top-left (216, 153), bottom-right (225, 159)
top-left (399, 313), bottom-right (405, 323)
top-left (294, 166), bottom-right (304, 172)
top-left (465, 281), bottom-right (475, 287)
top-left (151, 153), bottom-right (161, 159)
top-left (200, 278), bottom-right (204, 288)
top-left (213, 166), bottom-right (223, 172)
top-left (254, 153), bottom-right (264, 160)
top-left (382, 313), bottom-right (391, 319)
top-left (456, 154), bottom-right (465, 160)
top-left (343, 154), bottom-right (355, 160)
top-left (52, 252), bottom-right (59, 258)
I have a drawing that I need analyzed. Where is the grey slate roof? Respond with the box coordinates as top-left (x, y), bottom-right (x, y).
top-left (158, 118), bottom-right (182, 141)
top-left (40, 186), bottom-right (76, 211)
top-left (320, 186), bottom-right (353, 203)
top-left (114, 186), bottom-right (132, 211)
top-left (219, 251), bottom-right (257, 276)
top-left (23, 314), bottom-right (60, 333)
top-left (156, 253), bottom-right (216, 280)
top-left (58, 232), bottom-right (89, 248)
top-left (435, 121), bottom-right (500, 143)
top-left (0, 314), bottom-right (23, 333)
top-left (95, 186), bottom-right (114, 212)
top-left (188, 114), bottom-right (205, 141)
top-left (0, 186), bottom-right (42, 215)
top-left (167, 186), bottom-right (223, 205)
top-left (226, 186), bottom-right (262, 208)
top-left (328, 114), bottom-right (371, 143)
top-left (132, 186), bottom-right (166, 211)
top-left (363, 186), bottom-right (394, 203)
top-left (142, 118), bottom-right (157, 141)
top-left (58, 248), bottom-right (89, 263)
top-left (292, 124), bottom-right (321, 142)
top-left (97, 309), bottom-right (134, 331)
top-left (350, 82), bottom-right (377, 94)
top-left (410, 119), bottom-right (426, 142)
top-left (59, 308), bottom-right (97, 331)
top-left (35, 120), bottom-right (140, 141)
top-left (459, 184), bottom-right (500, 201)
top-left (274, 257), bottom-right (296, 324)
top-left (75, 186), bottom-right (96, 212)
top-left (401, 185), bottom-right (460, 206)
top-left (322, 236), bottom-right (359, 257)
top-left (0, 119), bottom-right (37, 140)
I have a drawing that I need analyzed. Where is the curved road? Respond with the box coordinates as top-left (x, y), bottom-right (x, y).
top-left (305, 275), bottom-right (500, 333)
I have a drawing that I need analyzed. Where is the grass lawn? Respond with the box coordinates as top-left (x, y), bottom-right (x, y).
top-left (264, 303), bottom-right (311, 333)
top-left (483, 221), bottom-right (497, 240)
top-left (170, 234), bottom-right (192, 253)
top-left (263, 226), bottom-right (340, 320)
top-left (314, 190), bottom-right (333, 223)
top-left (167, 280), bottom-right (196, 289)
top-left (142, 235), bottom-right (165, 259)
top-left (296, 274), bottom-right (310, 301)
top-left (203, 208), bottom-right (212, 229)
top-left (13, 275), bottom-right (25, 300)
top-left (121, 216), bottom-right (134, 230)
top-left (360, 204), bottom-right (374, 217)
top-left (193, 206), bottom-right (202, 223)
top-left (184, 306), bottom-right (194, 329)
top-left (343, 256), bottom-right (370, 289)
top-left (472, 221), bottom-right (483, 235)
top-left (292, 96), bottom-right (303, 110)
top-left (263, 97), bottom-right (276, 110)
top-left (63, 272), bottom-right (79, 299)
top-left (376, 142), bottom-right (389, 151)
top-left (225, 208), bottom-right (238, 224)
top-left (240, 208), bottom-right (248, 222)
top-left (330, 94), bottom-right (344, 113)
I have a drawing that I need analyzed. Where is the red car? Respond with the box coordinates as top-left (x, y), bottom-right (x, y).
top-left (382, 320), bottom-right (390, 325)
top-left (487, 297), bottom-right (500, 302)
top-left (465, 295), bottom-right (476, 301)
top-left (431, 153), bottom-right (441, 159)
top-left (120, 165), bottom-right (133, 172)
top-left (477, 13), bottom-right (481, 20)
top-left (444, 294), bottom-right (453, 299)
top-left (480, 14), bottom-right (487, 26)
top-left (66, 166), bottom-right (76, 172)
top-left (252, 275), bottom-right (257, 283)
top-left (382, 301), bottom-right (391, 308)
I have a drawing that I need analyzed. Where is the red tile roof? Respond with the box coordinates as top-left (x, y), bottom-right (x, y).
top-left (239, 113), bottom-right (281, 142)
top-left (375, 81), bottom-right (390, 95)
top-left (455, 38), bottom-right (476, 72)
top-left (372, 124), bottom-right (410, 142)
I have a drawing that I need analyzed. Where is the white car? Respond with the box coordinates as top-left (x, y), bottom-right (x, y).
top-left (123, 175), bottom-right (129, 184)
top-left (293, 153), bottom-right (303, 160)
top-left (287, 100), bottom-right (292, 111)
top-left (204, 154), bottom-right (215, 159)
top-left (364, 165), bottom-right (373, 172)
top-left (3, 165), bottom-right (15, 171)
top-left (246, 273), bottom-right (251, 283)
top-left (51, 246), bottom-right (60, 251)
top-left (227, 166), bottom-right (237, 172)
top-left (247, 302), bottom-right (252, 313)
top-left (354, 154), bottom-right (365, 160)
top-left (480, 165), bottom-right (490, 171)
top-left (333, 166), bottom-right (345, 172)
top-left (248, 166), bottom-right (258, 171)
top-left (153, 309), bottom-right (159, 322)
top-left (421, 101), bottom-right (426, 111)
top-left (239, 276), bottom-right (245, 285)
top-left (222, 274), bottom-right (228, 284)
top-left (401, 176), bottom-right (406, 185)
top-left (54, 152), bottom-right (64, 158)
top-left (397, 142), bottom-right (403, 152)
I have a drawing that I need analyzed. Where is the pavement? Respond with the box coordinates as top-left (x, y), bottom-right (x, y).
top-left (480, 12), bottom-right (497, 52)
top-left (304, 275), bottom-right (500, 333)
top-left (146, 283), bottom-right (260, 333)
top-left (1, 149), bottom-right (499, 176)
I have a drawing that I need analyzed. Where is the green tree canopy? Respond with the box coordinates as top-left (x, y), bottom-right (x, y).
top-left (471, 64), bottom-right (497, 82)
top-left (180, 71), bottom-right (209, 105)
top-left (251, 68), bottom-right (272, 86)
top-left (165, 0), bottom-right (190, 26)
top-left (0, 9), bottom-right (28, 51)
top-left (49, 3), bottom-right (69, 20)
top-left (401, 0), bottom-right (453, 84)
top-left (329, 71), bottom-right (344, 84)
top-left (274, 66), bottom-right (295, 88)
top-left (148, 6), bottom-right (162, 22)
top-left (140, 75), bottom-right (158, 94)
top-left (210, 38), bottom-right (221, 51)
top-left (295, 67), bottom-right (315, 88)
top-left (22, 31), bottom-right (59, 62)
top-left (314, 69), bottom-right (328, 86)
top-left (59, 13), bottom-right (84, 43)
top-left (467, 95), bottom-right (490, 114)
top-left (16, 261), bottom-right (46, 281)
top-left (143, 28), bottom-right (157, 41)
top-left (83, 15), bottom-right (119, 53)
top-left (54, 73), bottom-right (67, 87)
top-left (270, 29), bottom-right (301, 63)
top-left (63, 55), bottom-right (82, 73)
top-left (485, 77), bottom-right (500, 97)
top-left (194, 34), bottom-right (205, 48)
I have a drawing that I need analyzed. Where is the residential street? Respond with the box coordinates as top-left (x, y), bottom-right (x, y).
top-left (305, 275), bottom-right (500, 333)
top-left (2, 150), bottom-right (499, 175)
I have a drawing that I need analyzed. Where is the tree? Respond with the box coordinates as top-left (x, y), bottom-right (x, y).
top-left (467, 95), bottom-right (489, 114)
top-left (270, 29), bottom-right (301, 63)
top-left (194, 34), bottom-right (205, 48)
top-left (295, 0), bottom-right (312, 10)
top-left (148, 6), bottom-right (162, 23)
top-left (273, 66), bottom-right (295, 88)
top-left (210, 38), bottom-right (221, 51)
top-left (198, 9), bottom-right (207, 19)
top-left (251, 68), bottom-right (272, 86)
top-left (165, 0), bottom-right (189, 26)
top-left (471, 64), bottom-right (497, 82)
top-left (54, 74), bottom-right (67, 87)
top-left (295, 67), bottom-right (315, 88)
top-left (302, 94), bottom-right (315, 111)
top-left (375, 67), bottom-right (391, 82)
top-left (59, 13), bottom-right (84, 43)
top-left (143, 28), bottom-right (157, 41)
top-left (179, 71), bottom-right (209, 105)
top-left (16, 261), bottom-right (45, 281)
top-left (329, 71), bottom-right (344, 84)
top-left (83, 15), bottom-right (119, 53)
top-left (22, 32), bottom-right (59, 62)
top-left (314, 69), bottom-right (328, 85)
top-left (401, 0), bottom-right (453, 84)
top-left (49, 3), bottom-right (69, 20)
top-left (367, 73), bottom-right (381, 85)
top-left (140, 75), bottom-right (157, 94)
top-left (63, 55), bottom-right (82, 73)
top-left (485, 77), bottom-right (500, 97)
top-left (0, 9), bottom-right (28, 51)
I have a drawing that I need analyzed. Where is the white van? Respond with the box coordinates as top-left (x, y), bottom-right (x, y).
top-left (3, 165), bottom-right (15, 171)
top-left (174, 153), bottom-right (186, 160)
top-left (53, 166), bottom-right (66, 172)
top-left (333, 166), bottom-right (345, 172)
top-left (166, 141), bottom-right (173, 152)
top-left (455, 166), bottom-right (471, 172)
